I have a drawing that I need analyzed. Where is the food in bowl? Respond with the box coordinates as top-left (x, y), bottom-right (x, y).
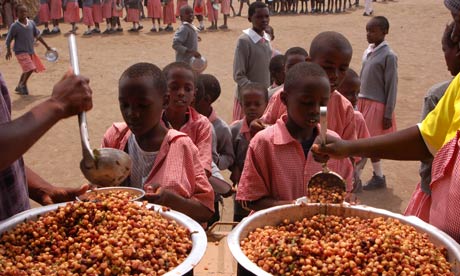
top-left (308, 175), bottom-right (346, 203)
top-left (0, 198), bottom-right (192, 275)
top-left (241, 214), bottom-right (453, 275)
top-left (76, 187), bottom-right (145, 202)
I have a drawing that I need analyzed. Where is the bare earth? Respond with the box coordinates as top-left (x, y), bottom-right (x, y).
top-left (0, 0), bottom-right (453, 274)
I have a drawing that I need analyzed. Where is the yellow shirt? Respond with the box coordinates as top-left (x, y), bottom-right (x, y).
top-left (419, 73), bottom-right (460, 155)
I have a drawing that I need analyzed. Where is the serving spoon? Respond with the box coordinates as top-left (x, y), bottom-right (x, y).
top-left (68, 34), bottom-right (132, 187)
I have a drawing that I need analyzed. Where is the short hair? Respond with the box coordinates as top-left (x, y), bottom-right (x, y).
top-left (119, 62), bottom-right (167, 95)
top-left (197, 74), bottom-right (221, 103)
top-left (284, 62), bottom-right (328, 92)
top-left (309, 31), bottom-right (353, 60)
top-left (269, 55), bottom-right (285, 73)
top-left (195, 77), bottom-right (205, 103)
top-left (163, 61), bottom-right (196, 85)
top-left (241, 82), bottom-right (268, 103)
top-left (371, 16), bottom-right (390, 32)
top-left (180, 5), bottom-right (193, 15)
top-left (443, 21), bottom-right (456, 49)
top-left (284, 47), bottom-right (309, 61)
top-left (248, 1), bottom-right (267, 18)
top-left (15, 4), bottom-right (27, 13)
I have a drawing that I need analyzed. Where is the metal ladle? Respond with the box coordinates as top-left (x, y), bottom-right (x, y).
top-left (68, 34), bottom-right (132, 187)
top-left (307, 106), bottom-right (346, 203)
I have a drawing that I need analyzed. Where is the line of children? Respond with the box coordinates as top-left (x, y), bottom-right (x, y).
top-left (267, 54), bottom-right (284, 99)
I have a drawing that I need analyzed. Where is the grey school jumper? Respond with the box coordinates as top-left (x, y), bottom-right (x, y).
top-left (359, 41), bottom-right (398, 119)
top-left (172, 22), bottom-right (198, 64)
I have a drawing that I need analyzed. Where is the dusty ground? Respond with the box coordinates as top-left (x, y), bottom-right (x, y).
top-left (0, 0), bottom-right (453, 274)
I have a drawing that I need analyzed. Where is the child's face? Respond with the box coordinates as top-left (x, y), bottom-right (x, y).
top-left (119, 76), bottom-right (166, 136)
top-left (338, 76), bottom-right (360, 107)
top-left (249, 8), bottom-right (270, 34)
top-left (272, 70), bottom-right (285, 86)
top-left (17, 6), bottom-right (28, 20)
top-left (285, 54), bottom-right (307, 73)
top-left (180, 9), bottom-right (194, 23)
top-left (166, 67), bottom-right (196, 113)
top-left (241, 89), bottom-right (267, 123)
top-left (443, 38), bottom-right (460, 76)
top-left (366, 20), bottom-right (387, 45)
top-left (282, 76), bottom-right (330, 130)
top-left (265, 26), bottom-right (274, 41)
top-left (310, 48), bottom-right (351, 92)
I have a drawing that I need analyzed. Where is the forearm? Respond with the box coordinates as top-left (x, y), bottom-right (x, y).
top-left (0, 99), bottom-right (65, 171)
top-left (37, 36), bottom-right (50, 49)
top-left (26, 166), bottom-right (54, 203)
top-left (247, 197), bottom-right (294, 212)
top-left (347, 125), bottom-right (432, 160)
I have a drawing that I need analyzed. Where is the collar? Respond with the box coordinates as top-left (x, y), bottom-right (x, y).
top-left (242, 28), bottom-right (271, 44)
top-left (183, 21), bottom-right (199, 33)
top-left (367, 41), bottom-right (388, 54)
top-left (16, 19), bottom-right (30, 28)
top-left (240, 116), bottom-right (251, 141)
top-left (273, 115), bottom-right (320, 145)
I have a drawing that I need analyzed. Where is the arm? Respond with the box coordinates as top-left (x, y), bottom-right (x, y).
top-left (0, 72), bottom-right (92, 171)
top-left (312, 125), bottom-right (432, 161)
top-left (5, 25), bottom-right (14, 60)
top-left (172, 27), bottom-right (200, 57)
top-left (233, 38), bottom-right (251, 89)
top-left (196, 119), bottom-right (213, 174)
top-left (36, 36), bottom-right (51, 51)
top-left (216, 126), bottom-right (235, 170)
top-left (383, 54), bottom-right (398, 128)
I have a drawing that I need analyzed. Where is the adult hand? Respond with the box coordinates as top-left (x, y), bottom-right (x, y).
top-left (383, 117), bottom-right (392, 130)
top-left (311, 134), bottom-right (351, 160)
top-left (311, 135), bottom-right (330, 163)
top-left (39, 184), bottom-right (90, 205)
top-left (249, 118), bottom-right (266, 137)
top-left (51, 69), bottom-right (93, 119)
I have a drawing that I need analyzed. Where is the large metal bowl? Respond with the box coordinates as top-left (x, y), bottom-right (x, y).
top-left (76, 186), bottom-right (145, 202)
top-left (0, 202), bottom-right (207, 276)
top-left (228, 203), bottom-right (460, 275)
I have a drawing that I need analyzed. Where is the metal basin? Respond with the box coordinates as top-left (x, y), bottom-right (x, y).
top-left (228, 203), bottom-right (460, 275)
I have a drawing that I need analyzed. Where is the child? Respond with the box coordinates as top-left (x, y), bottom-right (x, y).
top-left (230, 82), bottom-right (268, 221)
top-left (172, 5), bottom-right (201, 64)
top-left (147, 0), bottom-right (162, 32)
top-left (5, 4), bottom-right (52, 95)
top-left (363, 0), bottom-right (372, 16)
top-left (268, 54), bottom-right (284, 99)
top-left (1, 0), bottom-right (16, 37)
top-left (38, 0), bottom-right (51, 34)
top-left (358, 16), bottom-right (398, 190)
top-left (102, 0), bottom-right (114, 33)
top-left (206, 0), bottom-right (218, 30)
top-left (338, 68), bottom-right (370, 192)
top-left (92, 0), bottom-right (103, 33)
top-left (82, 0), bottom-right (95, 35)
top-left (49, 0), bottom-right (62, 33)
top-left (102, 62), bottom-right (214, 223)
top-left (63, 0), bottom-right (80, 33)
top-left (162, 62), bottom-right (213, 176)
top-left (236, 0), bottom-right (249, 16)
top-left (195, 74), bottom-right (235, 170)
top-left (232, 1), bottom-right (272, 121)
top-left (112, 0), bottom-right (124, 32)
top-left (220, 0), bottom-right (230, 29)
top-left (236, 62), bottom-right (353, 211)
top-left (126, 0), bottom-right (143, 31)
top-left (162, 0), bottom-right (176, 31)
top-left (264, 25), bottom-right (281, 56)
top-left (193, 0), bottom-right (205, 31)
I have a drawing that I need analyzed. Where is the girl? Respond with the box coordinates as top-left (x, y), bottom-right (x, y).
top-left (63, 0), bottom-right (80, 33)
top-left (82, 0), bottom-right (95, 35)
top-left (112, 0), bottom-right (124, 32)
top-left (126, 0), bottom-right (142, 31)
top-left (194, 0), bottom-right (205, 31)
top-left (5, 5), bottom-right (52, 95)
top-left (162, 0), bottom-right (176, 31)
top-left (220, 0), bottom-right (230, 29)
top-left (102, 62), bottom-right (214, 223)
top-left (102, 0), bottom-right (113, 33)
top-left (92, 0), bottom-right (103, 33)
top-left (38, 0), bottom-right (51, 34)
top-left (49, 0), bottom-right (62, 33)
top-left (206, 0), bottom-right (218, 30)
top-left (147, 0), bottom-right (162, 32)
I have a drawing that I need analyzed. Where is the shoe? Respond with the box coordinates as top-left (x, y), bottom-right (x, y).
top-left (363, 173), bottom-right (386, 190)
top-left (128, 27), bottom-right (138, 32)
top-left (15, 85), bottom-right (28, 95)
top-left (137, 25), bottom-right (144, 30)
top-left (116, 27), bottom-right (123, 32)
top-left (92, 28), bottom-right (101, 34)
top-left (158, 27), bottom-right (164, 32)
top-left (83, 30), bottom-right (92, 36)
top-left (42, 29), bottom-right (51, 35)
top-left (197, 26), bottom-right (205, 31)
top-left (363, 12), bottom-right (370, 16)
top-left (164, 26), bottom-right (173, 32)
top-left (102, 28), bottom-right (111, 34)
top-left (150, 27), bottom-right (157, 32)
top-left (50, 28), bottom-right (61, 34)
top-left (218, 24), bottom-right (228, 30)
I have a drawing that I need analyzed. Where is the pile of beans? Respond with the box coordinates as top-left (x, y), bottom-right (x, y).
top-left (241, 215), bottom-right (453, 275)
top-left (308, 175), bottom-right (346, 203)
top-left (0, 198), bottom-right (193, 275)
top-left (79, 189), bottom-right (140, 202)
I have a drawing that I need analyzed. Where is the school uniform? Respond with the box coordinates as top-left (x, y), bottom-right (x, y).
top-left (267, 82), bottom-right (283, 99)
top-left (126, 0), bottom-right (141, 22)
top-left (208, 108), bottom-right (234, 170)
top-left (83, 0), bottom-right (95, 26)
top-left (163, 0), bottom-right (176, 24)
top-left (354, 110), bottom-right (370, 140)
top-left (236, 115), bottom-right (353, 203)
top-left (147, 0), bottom-right (162, 18)
top-left (39, 0), bottom-right (51, 23)
top-left (176, 0), bottom-right (188, 16)
top-left (193, 0), bottom-right (204, 15)
top-left (92, 0), bottom-right (103, 23)
top-left (359, 41), bottom-right (398, 136)
top-left (162, 107), bottom-right (213, 174)
top-left (233, 28), bottom-right (272, 122)
top-left (102, 123), bottom-right (215, 214)
top-left (102, 0), bottom-right (113, 18)
top-left (220, 0), bottom-right (230, 15)
top-left (50, 0), bottom-right (63, 19)
top-left (64, 0), bottom-right (80, 23)
top-left (172, 21), bottom-right (198, 64)
top-left (206, 0), bottom-right (218, 21)
top-left (261, 85), bottom-right (284, 125)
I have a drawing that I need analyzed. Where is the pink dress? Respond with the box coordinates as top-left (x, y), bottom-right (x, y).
top-left (147, 0), bottom-right (162, 18)
top-left (206, 0), bottom-right (218, 21)
top-left (358, 98), bottom-right (397, 136)
top-left (92, 3), bottom-right (103, 23)
top-left (102, 124), bottom-right (215, 213)
top-left (102, 0), bottom-right (113, 19)
top-left (50, 0), bottom-right (63, 19)
top-left (193, 0), bottom-right (204, 15)
top-left (82, 6), bottom-right (94, 26)
top-left (163, 0), bottom-right (176, 24)
top-left (39, 3), bottom-right (51, 23)
top-left (64, 1), bottom-right (80, 23)
top-left (126, 8), bottom-right (140, 22)
top-left (261, 86), bottom-right (286, 125)
top-left (175, 0), bottom-right (188, 16)
top-left (112, 1), bottom-right (123, 17)
top-left (405, 131), bottom-right (460, 242)
top-left (220, 0), bottom-right (230, 15)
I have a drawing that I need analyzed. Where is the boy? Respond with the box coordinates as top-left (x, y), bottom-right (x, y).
top-left (338, 68), bottom-right (370, 192)
top-left (172, 5), bottom-right (201, 64)
top-left (230, 82), bottom-right (268, 221)
top-left (358, 16), bottom-right (398, 190)
top-left (236, 62), bottom-right (353, 211)
top-left (102, 62), bottom-right (214, 223)
top-left (268, 54), bottom-right (285, 99)
top-left (232, 1), bottom-right (272, 121)
top-left (5, 4), bottom-right (52, 95)
top-left (195, 74), bottom-right (235, 170)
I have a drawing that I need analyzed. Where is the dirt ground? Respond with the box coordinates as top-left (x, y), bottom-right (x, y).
top-left (0, 0), bottom-right (454, 274)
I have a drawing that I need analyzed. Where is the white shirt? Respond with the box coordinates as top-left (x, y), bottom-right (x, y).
top-left (242, 28), bottom-right (271, 44)
top-left (127, 135), bottom-right (158, 188)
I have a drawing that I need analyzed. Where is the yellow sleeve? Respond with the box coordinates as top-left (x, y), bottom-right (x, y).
top-left (419, 74), bottom-right (460, 154)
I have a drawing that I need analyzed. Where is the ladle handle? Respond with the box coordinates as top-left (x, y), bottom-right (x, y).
top-left (319, 106), bottom-right (327, 146)
top-left (68, 34), bottom-right (94, 161)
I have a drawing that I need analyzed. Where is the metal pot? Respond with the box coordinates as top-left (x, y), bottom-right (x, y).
top-left (227, 203), bottom-right (460, 275)
top-left (0, 202), bottom-right (207, 276)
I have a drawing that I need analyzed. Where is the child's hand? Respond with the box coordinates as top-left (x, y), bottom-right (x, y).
top-left (230, 168), bottom-right (242, 185)
top-left (5, 49), bottom-right (12, 60)
top-left (144, 183), bottom-right (174, 206)
top-left (249, 119), bottom-right (266, 137)
top-left (382, 118), bottom-right (392, 130)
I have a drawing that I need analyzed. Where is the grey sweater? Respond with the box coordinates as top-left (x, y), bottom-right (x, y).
top-left (359, 41), bottom-right (398, 119)
top-left (233, 29), bottom-right (272, 99)
top-left (6, 20), bottom-right (40, 55)
top-left (172, 22), bottom-right (198, 64)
